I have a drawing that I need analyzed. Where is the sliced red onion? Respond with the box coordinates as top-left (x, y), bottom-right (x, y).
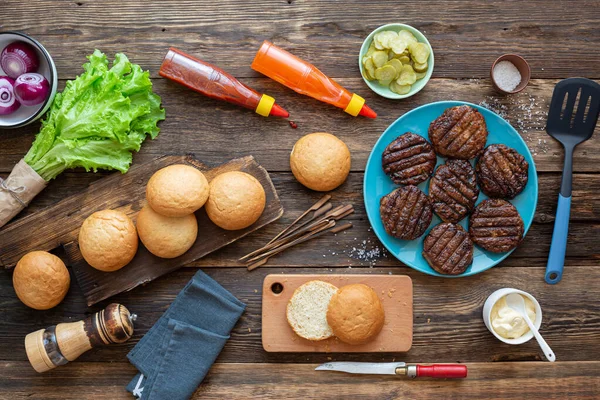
top-left (14, 73), bottom-right (49, 106)
top-left (1, 41), bottom-right (40, 79)
top-left (0, 76), bottom-right (21, 115)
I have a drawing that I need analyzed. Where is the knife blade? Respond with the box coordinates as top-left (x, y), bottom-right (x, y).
top-left (315, 361), bottom-right (405, 375)
top-left (315, 362), bottom-right (467, 379)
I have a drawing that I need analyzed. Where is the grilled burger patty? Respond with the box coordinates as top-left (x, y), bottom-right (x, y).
top-left (380, 185), bottom-right (433, 240)
top-left (429, 159), bottom-right (479, 223)
top-left (469, 199), bottom-right (524, 253)
top-left (423, 223), bottom-right (473, 275)
top-left (382, 132), bottom-right (437, 185)
top-left (476, 144), bottom-right (529, 199)
top-left (428, 105), bottom-right (488, 159)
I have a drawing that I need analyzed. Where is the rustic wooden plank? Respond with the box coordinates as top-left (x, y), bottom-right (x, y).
top-left (0, 266), bottom-right (598, 364)
top-left (1, 172), bottom-right (598, 269)
top-left (0, 156), bottom-right (284, 308)
top-left (2, 79), bottom-right (599, 174)
top-left (262, 274), bottom-right (413, 353)
top-left (8, 171), bottom-right (600, 223)
top-left (0, 361), bottom-right (597, 399)
top-left (2, 0), bottom-right (599, 80)
top-left (0, 155), bottom-right (283, 269)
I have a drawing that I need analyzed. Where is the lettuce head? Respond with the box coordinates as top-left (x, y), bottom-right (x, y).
top-left (24, 50), bottom-right (165, 180)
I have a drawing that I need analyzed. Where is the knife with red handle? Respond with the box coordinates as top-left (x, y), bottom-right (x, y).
top-left (315, 362), bottom-right (467, 379)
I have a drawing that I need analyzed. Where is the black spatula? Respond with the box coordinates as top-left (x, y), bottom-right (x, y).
top-left (545, 78), bottom-right (600, 284)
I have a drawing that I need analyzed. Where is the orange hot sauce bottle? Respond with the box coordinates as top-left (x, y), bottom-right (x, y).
top-left (159, 48), bottom-right (289, 118)
top-left (251, 41), bottom-right (376, 118)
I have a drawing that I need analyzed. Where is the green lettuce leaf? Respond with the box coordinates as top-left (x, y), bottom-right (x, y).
top-left (24, 50), bottom-right (165, 180)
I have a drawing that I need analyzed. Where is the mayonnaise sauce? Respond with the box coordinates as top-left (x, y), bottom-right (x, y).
top-left (491, 294), bottom-right (536, 339)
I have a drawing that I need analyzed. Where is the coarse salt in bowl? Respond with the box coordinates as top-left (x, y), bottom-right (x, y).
top-left (491, 54), bottom-right (531, 95)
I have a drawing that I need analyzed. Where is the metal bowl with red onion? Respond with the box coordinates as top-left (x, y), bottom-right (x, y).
top-left (0, 31), bottom-right (57, 129)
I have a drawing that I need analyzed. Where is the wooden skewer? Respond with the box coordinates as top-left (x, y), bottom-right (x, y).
top-left (240, 201), bottom-right (332, 261)
top-left (265, 195), bottom-right (331, 246)
top-left (238, 218), bottom-right (330, 261)
top-left (247, 220), bottom-right (336, 264)
top-left (276, 204), bottom-right (353, 244)
top-left (247, 222), bottom-right (353, 271)
top-left (240, 204), bottom-right (354, 262)
top-left (280, 202), bottom-right (347, 239)
top-left (334, 207), bottom-right (355, 221)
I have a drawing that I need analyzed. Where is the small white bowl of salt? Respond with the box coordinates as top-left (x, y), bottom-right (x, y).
top-left (491, 54), bottom-right (531, 94)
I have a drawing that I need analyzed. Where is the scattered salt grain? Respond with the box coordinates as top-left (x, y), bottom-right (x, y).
top-left (493, 61), bottom-right (521, 92)
top-left (478, 93), bottom-right (547, 155)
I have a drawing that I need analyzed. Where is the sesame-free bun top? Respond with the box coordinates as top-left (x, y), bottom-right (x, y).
top-left (146, 164), bottom-right (210, 217)
top-left (205, 171), bottom-right (266, 230)
top-left (326, 283), bottom-right (385, 345)
top-left (136, 204), bottom-right (198, 258)
top-left (290, 132), bottom-right (351, 191)
top-left (78, 210), bottom-right (138, 272)
top-left (13, 251), bottom-right (70, 310)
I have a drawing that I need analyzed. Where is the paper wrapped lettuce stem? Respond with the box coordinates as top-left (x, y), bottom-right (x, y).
top-left (0, 50), bottom-right (165, 228)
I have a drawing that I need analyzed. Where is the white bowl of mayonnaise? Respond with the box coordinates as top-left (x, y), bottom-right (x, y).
top-left (483, 288), bottom-right (542, 345)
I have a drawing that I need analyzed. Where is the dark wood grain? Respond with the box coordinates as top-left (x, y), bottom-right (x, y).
top-left (8, 171), bottom-right (600, 224)
top-left (1, 266), bottom-right (599, 364)
top-left (1, 0), bottom-right (600, 398)
top-left (2, 172), bottom-right (599, 271)
top-left (2, 0), bottom-right (599, 80)
top-left (0, 361), bottom-right (598, 399)
top-left (2, 79), bottom-right (599, 174)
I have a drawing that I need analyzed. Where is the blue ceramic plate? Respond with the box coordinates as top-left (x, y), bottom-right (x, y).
top-left (364, 101), bottom-right (538, 277)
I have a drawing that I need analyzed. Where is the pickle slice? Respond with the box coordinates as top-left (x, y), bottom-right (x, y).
top-left (364, 58), bottom-right (376, 79)
top-left (415, 71), bottom-right (427, 80)
top-left (390, 81), bottom-right (411, 95)
top-left (413, 61), bottom-right (428, 72)
top-left (397, 55), bottom-right (411, 65)
top-left (385, 59), bottom-right (404, 79)
top-left (375, 64), bottom-right (396, 86)
top-left (408, 42), bottom-right (430, 64)
top-left (398, 30), bottom-right (418, 45)
top-left (373, 34), bottom-right (386, 50)
top-left (397, 65), bottom-right (417, 85)
top-left (374, 31), bottom-right (399, 49)
top-left (389, 36), bottom-right (407, 55)
top-left (365, 42), bottom-right (377, 58)
top-left (372, 51), bottom-right (389, 68)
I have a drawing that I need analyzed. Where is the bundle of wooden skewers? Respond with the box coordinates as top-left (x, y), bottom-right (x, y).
top-left (240, 195), bottom-right (354, 271)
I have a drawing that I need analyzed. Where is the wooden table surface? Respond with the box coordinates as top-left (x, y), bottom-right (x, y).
top-left (1, 1), bottom-right (599, 399)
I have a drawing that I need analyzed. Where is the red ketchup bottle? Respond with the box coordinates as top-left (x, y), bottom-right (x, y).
top-left (159, 48), bottom-right (288, 118)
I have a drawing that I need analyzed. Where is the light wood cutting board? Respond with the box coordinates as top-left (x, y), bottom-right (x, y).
top-left (262, 274), bottom-right (413, 353)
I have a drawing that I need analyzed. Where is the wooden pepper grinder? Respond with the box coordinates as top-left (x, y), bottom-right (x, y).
top-left (25, 303), bottom-right (135, 373)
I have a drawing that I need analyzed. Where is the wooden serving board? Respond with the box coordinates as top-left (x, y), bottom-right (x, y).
top-left (262, 274), bottom-right (413, 353)
top-left (0, 155), bottom-right (283, 306)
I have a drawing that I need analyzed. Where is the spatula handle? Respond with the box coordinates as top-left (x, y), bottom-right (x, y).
top-left (545, 194), bottom-right (571, 284)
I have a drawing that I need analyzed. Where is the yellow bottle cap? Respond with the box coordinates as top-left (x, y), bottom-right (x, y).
top-left (256, 94), bottom-right (275, 117)
top-left (344, 93), bottom-right (365, 117)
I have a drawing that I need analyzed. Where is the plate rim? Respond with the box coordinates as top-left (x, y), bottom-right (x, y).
top-left (363, 100), bottom-right (539, 277)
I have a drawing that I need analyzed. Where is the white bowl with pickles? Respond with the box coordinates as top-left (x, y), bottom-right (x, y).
top-left (359, 24), bottom-right (434, 99)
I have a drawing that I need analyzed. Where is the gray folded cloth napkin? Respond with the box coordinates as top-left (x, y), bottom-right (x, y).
top-left (126, 270), bottom-right (246, 400)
